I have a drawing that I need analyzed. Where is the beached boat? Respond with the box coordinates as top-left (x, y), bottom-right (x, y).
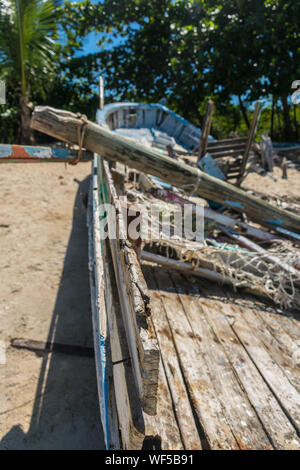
top-left (87, 102), bottom-right (300, 450)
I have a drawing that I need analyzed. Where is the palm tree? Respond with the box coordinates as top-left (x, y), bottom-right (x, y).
top-left (0, 1), bottom-right (59, 143)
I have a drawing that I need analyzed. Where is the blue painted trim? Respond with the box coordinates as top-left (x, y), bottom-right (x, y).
top-left (264, 219), bottom-right (283, 226)
top-left (224, 200), bottom-right (245, 210)
top-left (275, 227), bottom-right (300, 240)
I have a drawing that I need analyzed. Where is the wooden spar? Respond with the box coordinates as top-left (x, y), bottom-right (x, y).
top-left (142, 250), bottom-right (232, 284)
top-left (0, 143), bottom-right (92, 162)
top-left (237, 101), bottom-right (263, 185)
top-left (197, 100), bottom-right (214, 162)
top-left (151, 187), bottom-right (277, 242)
top-left (141, 250), bottom-right (268, 300)
top-left (30, 106), bottom-right (300, 233)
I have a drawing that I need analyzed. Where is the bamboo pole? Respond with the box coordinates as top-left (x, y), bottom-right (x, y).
top-left (30, 106), bottom-right (300, 233)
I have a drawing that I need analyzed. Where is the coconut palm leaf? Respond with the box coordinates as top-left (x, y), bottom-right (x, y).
top-left (0, 0), bottom-right (60, 95)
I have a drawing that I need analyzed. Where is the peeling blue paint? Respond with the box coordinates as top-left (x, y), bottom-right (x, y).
top-left (100, 334), bottom-right (110, 450)
top-left (0, 144), bottom-right (12, 157)
top-left (264, 219), bottom-right (283, 226)
top-left (225, 200), bottom-right (245, 210)
top-left (0, 144), bottom-right (79, 160)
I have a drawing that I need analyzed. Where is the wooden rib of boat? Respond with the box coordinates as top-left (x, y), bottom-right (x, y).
top-left (88, 103), bottom-right (300, 450)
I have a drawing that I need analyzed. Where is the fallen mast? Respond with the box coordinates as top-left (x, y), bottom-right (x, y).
top-left (31, 106), bottom-right (300, 233)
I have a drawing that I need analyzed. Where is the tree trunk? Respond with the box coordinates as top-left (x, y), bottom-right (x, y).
top-left (238, 95), bottom-right (250, 129)
top-left (277, 103), bottom-right (283, 139)
top-left (281, 94), bottom-right (293, 140)
top-left (19, 95), bottom-right (33, 144)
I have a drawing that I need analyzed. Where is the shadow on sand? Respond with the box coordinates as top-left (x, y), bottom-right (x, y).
top-left (1, 175), bottom-right (104, 449)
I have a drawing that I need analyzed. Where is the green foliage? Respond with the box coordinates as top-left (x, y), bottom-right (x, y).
top-left (0, 0), bottom-right (61, 141)
top-left (0, 0), bottom-right (299, 142)
top-left (0, 0), bottom-right (60, 95)
top-left (69, 0), bottom-right (299, 139)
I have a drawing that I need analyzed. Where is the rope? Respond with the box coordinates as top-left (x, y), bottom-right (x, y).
top-left (70, 113), bottom-right (88, 165)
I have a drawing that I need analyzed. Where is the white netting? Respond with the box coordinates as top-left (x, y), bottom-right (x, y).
top-left (125, 183), bottom-right (300, 310)
top-left (144, 238), bottom-right (300, 310)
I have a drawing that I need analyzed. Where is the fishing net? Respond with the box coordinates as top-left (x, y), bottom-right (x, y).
top-left (124, 181), bottom-right (300, 310)
top-left (143, 238), bottom-right (300, 310)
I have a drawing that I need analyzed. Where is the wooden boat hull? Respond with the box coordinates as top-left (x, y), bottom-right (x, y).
top-left (88, 103), bottom-right (300, 450)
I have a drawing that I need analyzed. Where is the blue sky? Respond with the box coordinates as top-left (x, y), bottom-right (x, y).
top-left (67, 0), bottom-right (103, 56)
top-left (66, 0), bottom-right (127, 57)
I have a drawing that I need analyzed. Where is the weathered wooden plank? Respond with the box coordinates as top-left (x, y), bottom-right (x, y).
top-left (230, 310), bottom-right (300, 434)
top-left (87, 170), bottom-right (119, 449)
top-left (233, 305), bottom-right (300, 393)
top-left (143, 264), bottom-right (202, 450)
top-left (152, 268), bottom-right (239, 449)
top-left (197, 294), bottom-right (300, 449)
top-left (263, 310), bottom-right (300, 344)
top-left (143, 358), bottom-right (184, 450)
top-left (254, 308), bottom-right (300, 364)
top-left (0, 143), bottom-right (92, 162)
top-left (207, 138), bottom-right (247, 147)
top-left (101, 234), bottom-right (145, 449)
top-left (170, 272), bottom-right (273, 450)
top-left (209, 149), bottom-right (245, 159)
top-left (99, 158), bottom-right (160, 414)
top-left (30, 106), bottom-right (300, 233)
top-left (275, 227), bottom-right (300, 242)
top-left (104, 248), bottom-right (182, 449)
top-left (207, 143), bottom-right (246, 152)
top-left (94, 155), bottom-right (173, 449)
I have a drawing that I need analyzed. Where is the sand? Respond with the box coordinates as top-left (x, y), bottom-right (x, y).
top-left (0, 157), bottom-right (298, 449)
top-left (0, 161), bottom-right (104, 449)
top-left (243, 165), bottom-right (300, 200)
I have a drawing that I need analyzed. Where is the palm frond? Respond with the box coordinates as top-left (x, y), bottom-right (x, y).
top-left (0, 0), bottom-right (61, 94)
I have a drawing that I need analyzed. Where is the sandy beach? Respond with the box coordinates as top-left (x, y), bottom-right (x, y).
top-left (0, 161), bottom-right (104, 449)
